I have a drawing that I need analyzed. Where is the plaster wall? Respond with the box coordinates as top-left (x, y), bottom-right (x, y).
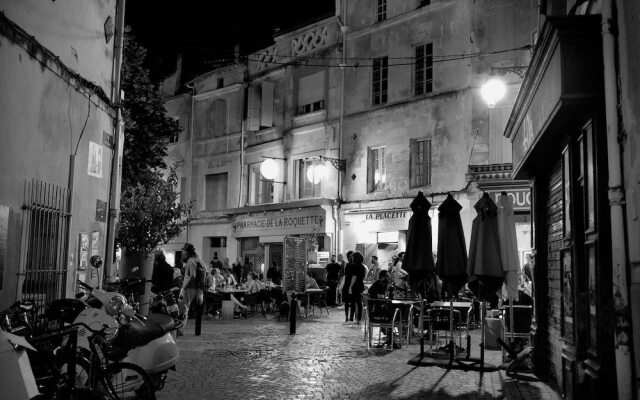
top-left (0, 24), bottom-right (115, 307)
top-left (0, 0), bottom-right (118, 97)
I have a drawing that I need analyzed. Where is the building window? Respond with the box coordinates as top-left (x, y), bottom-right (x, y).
top-left (368, 147), bottom-right (386, 192)
top-left (415, 43), bottom-right (433, 95)
top-left (418, 0), bottom-right (430, 7)
top-left (195, 99), bottom-right (227, 139)
top-left (410, 139), bottom-right (431, 188)
top-left (372, 57), bottom-right (388, 105)
top-left (205, 173), bottom-right (228, 211)
top-left (376, 0), bottom-right (387, 22)
top-left (249, 163), bottom-right (274, 205)
top-left (297, 71), bottom-right (325, 115)
top-left (248, 81), bottom-right (274, 130)
top-left (299, 159), bottom-right (323, 198)
top-left (217, 77), bottom-right (224, 89)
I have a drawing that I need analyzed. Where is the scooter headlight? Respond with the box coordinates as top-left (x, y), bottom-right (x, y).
top-left (106, 295), bottom-right (126, 315)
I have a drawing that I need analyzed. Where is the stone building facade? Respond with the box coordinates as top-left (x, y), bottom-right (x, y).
top-left (0, 0), bottom-right (124, 309)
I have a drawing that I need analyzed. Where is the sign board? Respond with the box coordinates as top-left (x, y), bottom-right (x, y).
top-left (234, 207), bottom-right (325, 237)
top-left (482, 186), bottom-right (532, 212)
top-left (283, 236), bottom-right (307, 293)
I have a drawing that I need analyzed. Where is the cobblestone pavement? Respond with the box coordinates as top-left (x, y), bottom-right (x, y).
top-left (156, 307), bottom-right (560, 400)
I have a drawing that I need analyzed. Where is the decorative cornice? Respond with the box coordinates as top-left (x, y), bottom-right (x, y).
top-left (466, 163), bottom-right (513, 182)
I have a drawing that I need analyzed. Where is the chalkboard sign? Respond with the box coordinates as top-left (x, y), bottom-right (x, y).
top-left (283, 236), bottom-right (307, 293)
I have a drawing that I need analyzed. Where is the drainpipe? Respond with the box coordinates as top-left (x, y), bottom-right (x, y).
top-left (336, 0), bottom-right (348, 254)
top-left (601, 1), bottom-right (633, 398)
top-left (104, 0), bottom-right (126, 287)
top-left (186, 82), bottom-right (196, 244)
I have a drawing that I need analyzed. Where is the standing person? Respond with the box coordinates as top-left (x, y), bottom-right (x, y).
top-left (346, 251), bottom-right (367, 325)
top-left (178, 243), bottom-right (207, 336)
top-left (325, 255), bottom-right (341, 307)
top-left (210, 252), bottom-right (223, 271)
top-left (151, 250), bottom-right (174, 294)
top-left (341, 251), bottom-right (355, 323)
top-left (391, 252), bottom-right (409, 290)
top-left (232, 257), bottom-right (243, 283)
top-left (368, 255), bottom-right (381, 282)
top-left (242, 256), bottom-right (254, 283)
top-left (266, 260), bottom-right (282, 285)
top-left (336, 253), bottom-right (346, 306)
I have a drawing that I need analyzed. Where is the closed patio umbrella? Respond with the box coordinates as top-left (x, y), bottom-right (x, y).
top-left (467, 192), bottom-right (504, 301)
top-left (436, 193), bottom-right (468, 299)
top-left (497, 193), bottom-right (520, 302)
top-left (403, 191), bottom-right (435, 298)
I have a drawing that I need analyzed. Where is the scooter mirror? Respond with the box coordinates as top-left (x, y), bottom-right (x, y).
top-left (90, 255), bottom-right (103, 269)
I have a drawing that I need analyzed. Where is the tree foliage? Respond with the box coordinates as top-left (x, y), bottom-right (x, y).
top-left (121, 35), bottom-right (180, 188)
top-left (118, 35), bottom-right (190, 254)
top-left (118, 167), bottom-right (191, 255)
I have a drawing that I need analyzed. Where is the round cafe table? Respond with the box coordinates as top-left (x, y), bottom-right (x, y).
top-left (218, 287), bottom-right (248, 320)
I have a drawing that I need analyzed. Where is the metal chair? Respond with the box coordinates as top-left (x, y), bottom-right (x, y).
top-left (500, 305), bottom-right (532, 361)
top-left (309, 288), bottom-right (330, 316)
top-left (365, 298), bottom-right (402, 349)
top-left (427, 308), bottom-right (462, 353)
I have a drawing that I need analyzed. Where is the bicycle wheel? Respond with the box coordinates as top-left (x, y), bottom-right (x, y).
top-left (96, 362), bottom-right (156, 400)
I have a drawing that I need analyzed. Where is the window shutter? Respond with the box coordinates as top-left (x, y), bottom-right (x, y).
top-left (261, 81), bottom-right (274, 127)
top-left (248, 85), bottom-right (261, 131)
top-left (298, 71), bottom-right (325, 107)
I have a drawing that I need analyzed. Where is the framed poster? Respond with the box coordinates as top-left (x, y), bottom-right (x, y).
top-left (88, 141), bottom-right (103, 178)
top-left (78, 232), bottom-right (89, 270)
top-left (91, 232), bottom-right (100, 256)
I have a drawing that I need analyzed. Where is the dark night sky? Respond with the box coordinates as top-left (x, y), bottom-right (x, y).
top-left (125, 1), bottom-right (335, 83)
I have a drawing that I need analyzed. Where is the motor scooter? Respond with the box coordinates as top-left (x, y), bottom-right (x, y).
top-left (61, 256), bottom-right (179, 390)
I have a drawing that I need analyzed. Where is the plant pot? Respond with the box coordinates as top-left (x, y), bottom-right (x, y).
top-left (120, 251), bottom-right (154, 315)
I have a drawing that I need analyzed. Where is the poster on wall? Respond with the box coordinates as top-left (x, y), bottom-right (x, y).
top-left (88, 141), bottom-right (103, 178)
top-left (91, 232), bottom-right (100, 280)
top-left (78, 232), bottom-right (89, 270)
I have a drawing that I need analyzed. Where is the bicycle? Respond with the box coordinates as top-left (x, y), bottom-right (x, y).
top-left (2, 301), bottom-right (156, 399)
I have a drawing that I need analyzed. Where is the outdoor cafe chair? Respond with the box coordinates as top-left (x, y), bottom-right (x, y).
top-left (365, 297), bottom-right (402, 350)
top-left (500, 304), bottom-right (533, 361)
top-left (308, 287), bottom-right (330, 316)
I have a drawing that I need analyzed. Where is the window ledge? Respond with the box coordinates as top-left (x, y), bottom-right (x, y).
top-left (292, 109), bottom-right (327, 128)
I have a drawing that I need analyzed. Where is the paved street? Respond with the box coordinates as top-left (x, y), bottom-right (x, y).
top-left (157, 306), bottom-right (560, 400)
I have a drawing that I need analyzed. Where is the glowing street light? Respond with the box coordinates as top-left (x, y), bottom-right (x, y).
top-left (307, 162), bottom-right (327, 184)
top-left (260, 158), bottom-right (278, 180)
top-left (480, 77), bottom-right (507, 108)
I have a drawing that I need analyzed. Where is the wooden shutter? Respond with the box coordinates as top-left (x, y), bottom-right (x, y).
top-left (247, 85), bottom-right (261, 131)
top-left (261, 81), bottom-right (274, 127)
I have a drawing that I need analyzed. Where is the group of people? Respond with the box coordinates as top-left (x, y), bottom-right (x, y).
top-left (150, 243), bottom-right (286, 334)
top-left (322, 251), bottom-right (411, 326)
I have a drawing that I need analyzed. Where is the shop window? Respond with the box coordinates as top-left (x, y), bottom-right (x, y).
top-left (217, 77), bottom-right (224, 89)
top-left (297, 71), bottom-right (325, 115)
top-left (415, 43), bottom-right (433, 95)
top-left (298, 159), bottom-right (323, 199)
top-left (410, 138), bottom-right (431, 188)
top-left (376, 0), bottom-right (387, 22)
top-left (248, 81), bottom-right (274, 130)
top-left (205, 173), bottom-right (228, 211)
top-left (372, 57), bottom-right (388, 105)
top-left (368, 147), bottom-right (387, 192)
top-left (249, 162), bottom-right (274, 205)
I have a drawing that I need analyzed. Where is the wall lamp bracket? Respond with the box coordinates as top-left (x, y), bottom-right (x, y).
top-left (319, 156), bottom-right (346, 172)
top-left (261, 156), bottom-right (287, 160)
top-left (261, 179), bottom-right (287, 185)
top-left (490, 66), bottom-right (528, 78)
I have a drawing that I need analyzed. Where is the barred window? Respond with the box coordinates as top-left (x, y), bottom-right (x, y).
top-left (410, 139), bottom-right (432, 188)
top-left (299, 159), bottom-right (323, 198)
top-left (415, 43), bottom-right (433, 95)
top-left (372, 57), bottom-right (388, 105)
top-left (376, 0), bottom-right (387, 22)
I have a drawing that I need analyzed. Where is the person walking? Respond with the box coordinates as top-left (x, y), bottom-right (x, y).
top-left (325, 255), bottom-right (340, 307)
top-left (346, 251), bottom-right (367, 325)
top-left (178, 243), bottom-right (207, 336)
top-left (336, 253), bottom-right (346, 306)
top-left (341, 251), bottom-right (354, 322)
top-left (232, 257), bottom-right (243, 283)
top-left (151, 250), bottom-right (175, 294)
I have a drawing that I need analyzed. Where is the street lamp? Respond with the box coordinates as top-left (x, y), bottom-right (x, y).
top-left (481, 78), bottom-right (507, 109)
top-left (260, 157), bottom-right (287, 184)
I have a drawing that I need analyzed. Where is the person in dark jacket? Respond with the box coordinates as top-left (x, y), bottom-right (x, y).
top-left (325, 255), bottom-right (341, 306)
top-left (152, 250), bottom-right (175, 293)
top-left (345, 251), bottom-right (366, 325)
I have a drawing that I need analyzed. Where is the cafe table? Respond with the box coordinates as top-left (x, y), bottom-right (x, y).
top-left (218, 287), bottom-right (248, 320)
top-left (303, 288), bottom-right (324, 318)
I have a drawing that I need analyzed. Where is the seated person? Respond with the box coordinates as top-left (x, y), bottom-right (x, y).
top-left (245, 272), bottom-right (265, 294)
top-left (222, 269), bottom-right (238, 287)
top-left (306, 271), bottom-right (320, 290)
top-left (367, 270), bottom-right (396, 348)
top-left (211, 268), bottom-right (225, 291)
top-left (368, 270), bottom-right (391, 299)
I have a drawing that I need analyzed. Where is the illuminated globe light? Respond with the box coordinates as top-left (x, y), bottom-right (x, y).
top-left (481, 78), bottom-right (507, 108)
top-left (260, 158), bottom-right (278, 180)
top-left (307, 162), bottom-right (327, 184)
